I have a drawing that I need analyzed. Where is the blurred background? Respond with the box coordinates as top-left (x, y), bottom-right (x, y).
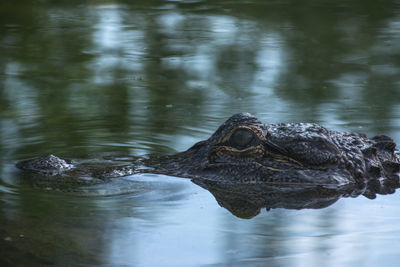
top-left (1, 0), bottom-right (400, 266)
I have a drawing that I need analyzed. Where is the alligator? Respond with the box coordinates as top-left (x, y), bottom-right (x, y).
top-left (16, 113), bottom-right (400, 215)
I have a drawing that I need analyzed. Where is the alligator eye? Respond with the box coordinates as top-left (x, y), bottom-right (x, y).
top-left (230, 128), bottom-right (255, 149)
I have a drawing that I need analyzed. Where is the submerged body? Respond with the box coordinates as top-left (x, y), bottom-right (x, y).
top-left (16, 113), bottom-right (400, 200)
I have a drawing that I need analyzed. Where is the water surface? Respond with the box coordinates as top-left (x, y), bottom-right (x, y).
top-left (1, 0), bottom-right (400, 266)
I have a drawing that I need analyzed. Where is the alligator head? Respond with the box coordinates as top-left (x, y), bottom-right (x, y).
top-left (16, 113), bottom-right (400, 200)
top-left (150, 113), bottom-right (400, 196)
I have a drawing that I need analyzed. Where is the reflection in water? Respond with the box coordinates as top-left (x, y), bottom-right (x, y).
top-left (193, 177), bottom-right (399, 219)
top-left (1, 0), bottom-right (400, 265)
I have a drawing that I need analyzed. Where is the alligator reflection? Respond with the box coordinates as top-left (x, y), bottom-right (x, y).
top-left (192, 177), bottom-right (399, 219)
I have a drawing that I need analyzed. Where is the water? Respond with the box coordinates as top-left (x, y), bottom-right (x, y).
top-left (1, 0), bottom-right (400, 266)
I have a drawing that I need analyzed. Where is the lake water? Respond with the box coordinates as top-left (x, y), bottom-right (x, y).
top-left (1, 0), bottom-right (400, 266)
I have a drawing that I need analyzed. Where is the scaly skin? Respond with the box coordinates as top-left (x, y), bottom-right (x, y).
top-left (16, 113), bottom-right (400, 199)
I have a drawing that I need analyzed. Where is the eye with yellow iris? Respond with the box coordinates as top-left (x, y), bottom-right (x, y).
top-left (229, 128), bottom-right (257, 149)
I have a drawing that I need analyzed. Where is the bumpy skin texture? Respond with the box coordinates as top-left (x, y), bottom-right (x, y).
top-left (16, 154), bottom-right (73, 176)
top-left (16, 113), bottom-right (400, 199)
top-left (152, 113), bottom-right (399, 193)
